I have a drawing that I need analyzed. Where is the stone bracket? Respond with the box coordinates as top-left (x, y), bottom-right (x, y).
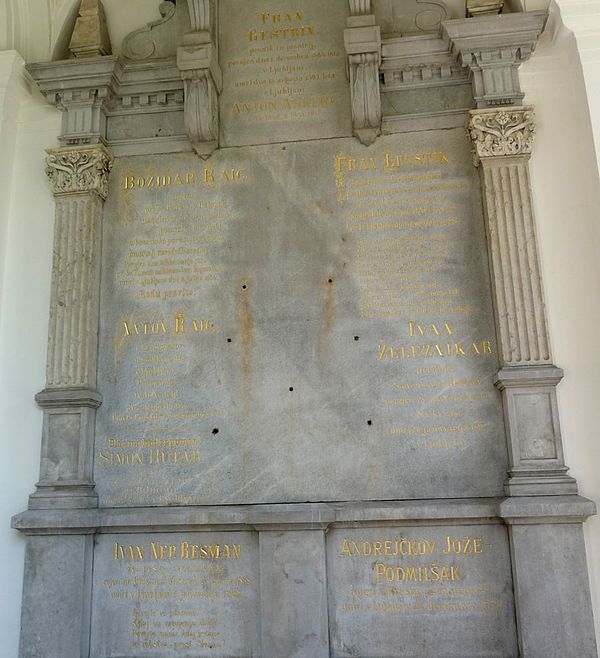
top-left (443, 12), bottom-right (547, 108)
top-left (344, 2), bottom-right (382, 146)
top-left (177, 41), bottom-right (222, 158)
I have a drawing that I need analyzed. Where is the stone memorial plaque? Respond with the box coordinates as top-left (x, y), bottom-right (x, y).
top-left (95, 129), bottom-right (506, 507)
top-left (15, 4), bottom-right (600, 658)
top-left (219, 0), bottom-right (351, 146)
top-left (327, 525), bottom-right (518, 657)
top-left (90, 532), bottom-right (260, 657)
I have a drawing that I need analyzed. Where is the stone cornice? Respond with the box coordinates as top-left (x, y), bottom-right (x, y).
top-left (468, 107), bottom-right (535, 162)
top-left (45, 145), bottom-right (113, 199)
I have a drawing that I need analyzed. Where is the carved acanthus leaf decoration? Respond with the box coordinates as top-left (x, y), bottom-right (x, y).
top-left (468, 108), bottom-right (535, 163)
top-left (46, 146), bottom-right (113, 199)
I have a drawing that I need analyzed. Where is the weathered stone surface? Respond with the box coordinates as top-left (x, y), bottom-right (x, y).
top-left (508, 522), bottom-right (598, 657)
top-left (260, 531), bottom-right (329, 657)
top-left (19, 535), bottom-right (93, 658)
top-left (95, 130), bottom-right (506, 507)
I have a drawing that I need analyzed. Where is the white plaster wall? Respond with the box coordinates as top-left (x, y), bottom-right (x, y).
top-left (521, 7), bottom-right (600, 647)
top-left (0, 67), bottom-right (60, 657)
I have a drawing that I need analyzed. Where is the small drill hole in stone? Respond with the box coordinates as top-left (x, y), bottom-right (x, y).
top-left (328, 278), bottom-right (333, 284)
top-left (242, 284), bottom-right (247, 290)
top-left (354, 336), bottom-right (360, 341)
top-left (367, 420), bottom-right (373, 426)
top-left (227, 338), bottom-right (232, 343)
top-left (212, 428), bottom-right (219, 435)
top-left (289, 387), bottom-right (294, 392)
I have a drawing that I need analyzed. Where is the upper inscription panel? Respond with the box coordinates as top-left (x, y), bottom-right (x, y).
top-left (96, 130), bottom-right (506, 507)
top-left (219, 0), bottom-right (352, 146)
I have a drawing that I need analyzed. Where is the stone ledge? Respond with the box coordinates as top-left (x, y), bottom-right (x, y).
top-left (500, 495), bottom-right (596, 523)
top-left (12, 496), bottom-right (595, 535)
top-left (35, 387), bottom-right (103, 409)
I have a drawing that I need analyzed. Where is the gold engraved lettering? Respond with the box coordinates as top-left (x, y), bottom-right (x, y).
top-left (443, 536), bottom-right (484, 555)
top-left (114, 542), bottom-right (145, 561)
top-left (123, 172), bottom-right (197, 191)
top-left (150, 542), bottom-right (178, 561)
top-left (374, 562), bottom-right (461, 584)
top-left (179, 542), bottom-right (241, 560)
top-left (383, 151), bottom-right (449, 170)
top-left (409, 321), bottom-right (453, 337)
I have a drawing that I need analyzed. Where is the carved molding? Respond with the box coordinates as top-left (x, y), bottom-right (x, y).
top-left (468, 107), bottom-right (535, 163)
top-left (46, 145), bottom-right (113, 199)
top-left (443, 12), bottom-right (547, 108)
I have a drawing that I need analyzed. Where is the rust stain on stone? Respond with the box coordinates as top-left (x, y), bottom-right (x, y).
top-left (317, 277), bottom-right (336, 361)
top-left (324, 277), bottom-right (336, 335)
top-left (238, 282), bottom-right (254, 392)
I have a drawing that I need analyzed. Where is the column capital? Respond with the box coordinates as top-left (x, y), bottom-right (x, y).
top-left (45, 144), bottom-right (113, 199)
top-left (468, 106), bottom-right (535, 164)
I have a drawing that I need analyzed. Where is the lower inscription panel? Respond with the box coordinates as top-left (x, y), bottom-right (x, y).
top-left (327, 525), bottom-right (518, 658)
top-left (90, 532), bottom-right (260, 657)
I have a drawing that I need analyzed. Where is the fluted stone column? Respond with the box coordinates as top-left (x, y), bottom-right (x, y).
top-left (469, 107), bottom-right (598, 657)
top-left (31, 144), bottom-right (113, 509)
top-left (468, 107), bottom-right (576, 496)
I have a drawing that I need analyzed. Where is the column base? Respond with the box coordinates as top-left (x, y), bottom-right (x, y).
top-left (29, 481), bottom-right (98, 510)
top-left (505, 467), bottom-right (578, 496)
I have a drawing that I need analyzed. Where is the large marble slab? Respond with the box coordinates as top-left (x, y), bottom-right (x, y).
top-left (95, 129), bottom-right (506, 507)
